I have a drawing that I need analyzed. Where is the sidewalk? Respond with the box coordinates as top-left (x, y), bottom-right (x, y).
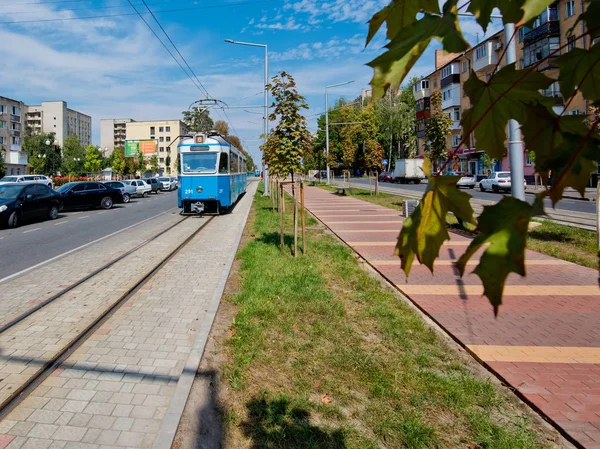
top-left (302, 186), bottom-right (600, 449)
top-left (525, 186), bottom-right (597, 201)
top-left (0, 182), bottom-right (257, 449)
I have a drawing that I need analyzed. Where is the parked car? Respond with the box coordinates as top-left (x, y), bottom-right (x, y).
top-left (158, 177), bottom-right (175, 191)
top-left (0, 183), bottom-right (62, 228)
top-left (102, 181), bottom-right (136, 203)
top-left (144, 178), bottom-right (163, 194)
top-left (378, 171), bottom-right (392, 182)
top-left (479, 171), bottom-right (527, 193)
top-left (170, 177), bottom-right (179, 189)
top-left (313, 171), bottom-right (327, 179)
top-left (0, 175), bottom-right (53, 188)
top-left (123, 179), bottom-right (152, 198)
top-left (456, 174), bottom-right (477, 189)
top-left (56, 182), bottom-right (122, 210)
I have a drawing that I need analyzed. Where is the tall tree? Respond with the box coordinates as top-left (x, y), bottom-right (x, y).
top-left (84, 145), bottom-right (103, 174)
top-left (149, 154), bottom-right (159, 174)
top-left (62, 135), bottom-right (85, 176)
top-left (182, 107), bottom-right (214, 133)
top-left (112, 147), bottom-right (126, 176)
top-left (22, 132), bottom-right (62, 176)
top-left (214, 120), bottom-right (229, 136)
top-left (166, 149), bottom-right (171, 175)
top-left (0, 145), bottom-right (5, 178)
top-left (424, 91), bottom-right (453, 172)
top-left (266, 72), bottom-right (312, 180)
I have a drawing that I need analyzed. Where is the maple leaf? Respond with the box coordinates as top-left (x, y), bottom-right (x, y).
top-left (461, 64), bottom-right (553, 160)
top-left (456, 197), bottom-right (540, 315)
top-left (467, 0), bottom-right (555, 32)
top-left (396, 159), bottom-right (475, 275)
top-left (555, 44), bottom-right (600, 103)
top-left (367, 6), bottom-right (469, 98)
top-left (366, 0), bottom-right (441, 46)
top-left (573, 0), bottom-right (600, 40)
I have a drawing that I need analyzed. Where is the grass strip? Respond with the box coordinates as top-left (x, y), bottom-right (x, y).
top-left (318, 183), bottom-right (597, 269)
top-left (221, 184), bottom-right (554, 449)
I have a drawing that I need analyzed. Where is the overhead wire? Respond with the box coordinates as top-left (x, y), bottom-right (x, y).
top-left (2, 0), bottom-right (209, 16)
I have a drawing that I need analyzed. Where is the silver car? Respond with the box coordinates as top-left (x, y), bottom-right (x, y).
top-left (0, 175), bottom-right (53, 188)
top-left (102, 181), bottom-right (136, 203)
top-left (456, 174), bottom-right (476, 189)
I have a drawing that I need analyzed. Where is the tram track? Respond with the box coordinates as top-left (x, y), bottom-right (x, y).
top-left (0, 215), bottom-right (216, 420)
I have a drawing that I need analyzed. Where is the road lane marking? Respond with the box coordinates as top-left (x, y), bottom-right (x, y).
top-left (54, 221), bottom-right (68, 226)
top-left (23, 228), bottom-right (41, 234)
top-left (78, 215), bottom-right (90, 220)
top-left (0, 207), bottom-right (179, 285)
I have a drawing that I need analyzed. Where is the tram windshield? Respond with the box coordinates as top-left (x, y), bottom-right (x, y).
top-left (182, 153), bottom-right (218, 173)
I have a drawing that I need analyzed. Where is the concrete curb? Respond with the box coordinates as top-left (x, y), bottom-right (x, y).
top-left (151, 181), bottom-right (258, 449)
top-left (524, 190), bottom-right (593, 201)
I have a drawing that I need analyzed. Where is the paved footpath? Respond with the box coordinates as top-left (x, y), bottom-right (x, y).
top-left (0, 181), bottom-right (257, 449)
top-left (302, 186), bottom-right (600, 449)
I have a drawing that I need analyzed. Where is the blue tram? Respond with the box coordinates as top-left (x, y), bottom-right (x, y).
top-left (177, 132), bottom-right (247, 214)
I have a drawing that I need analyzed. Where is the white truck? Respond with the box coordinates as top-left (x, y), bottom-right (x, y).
top-left (392, 159), bottom-right (425, 184)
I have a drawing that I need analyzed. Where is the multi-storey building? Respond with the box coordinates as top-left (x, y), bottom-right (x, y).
top-left (124, 120), bottom-right (188, 175)
top-left (414, 0), bottom-right (589, 180)
top-left (100, 118), bottom-right (135, 155)
top-left (0, 96), bottom-right (27, 176)
top-left (25, 101), bottom-right (92, 148)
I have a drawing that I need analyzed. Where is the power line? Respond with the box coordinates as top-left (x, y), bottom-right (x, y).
top-left (1, 0), bottom-right (203, 16)
top-left (0, 0), bottom-right (276, 25)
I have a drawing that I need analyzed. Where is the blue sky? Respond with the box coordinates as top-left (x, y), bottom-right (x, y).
top-left (0, 0), bottom-right (501, 163)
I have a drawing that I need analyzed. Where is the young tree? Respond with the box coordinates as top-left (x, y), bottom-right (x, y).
top-left (214, 120), bottom-right (229, 136)
top-left (182, 107), bottom-right (214, 133)
top-left (22, 132), bottom-right (62, 176)
top-left (137, 150), bottom-right (146, 175)
top-left (62, 135), bottom-right (85, 176)
top-left (84, 145), bottom-right (103, 174)
top-left (0, 146), bottom-right (5, 178)
top-left (112, 147), bottom-right (126, 176)
top-left (266, 71), bottom-right (312, 179)
top-left (424, 91), bottom-right (453, 172)
top-left (166, 149), bottom-right (171, 174)
top-left (150, 154), bottom-right (159, 174)
top-left (173, 152), bottom-right (180, 174)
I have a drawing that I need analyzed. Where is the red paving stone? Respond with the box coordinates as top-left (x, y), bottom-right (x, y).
top-left (302, 186), bottom-right (600, 448)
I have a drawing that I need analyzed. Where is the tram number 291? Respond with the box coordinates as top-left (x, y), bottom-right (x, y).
top-left (184, 189), bottom-right (194, 195)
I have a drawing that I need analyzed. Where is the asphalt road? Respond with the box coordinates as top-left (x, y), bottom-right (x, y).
top-left (0, 191), bottom-right (179, 280)
top-left (348, 178), bottom-right (596, 214)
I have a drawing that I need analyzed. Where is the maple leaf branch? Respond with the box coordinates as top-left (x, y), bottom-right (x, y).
top-left (436, 25), bottom-right (600, 176)
top-left (560, 55), bottom-right (600, 116)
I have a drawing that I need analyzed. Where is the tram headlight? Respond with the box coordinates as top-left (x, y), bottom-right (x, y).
top-left (196, 186), bottom-right (203, 193)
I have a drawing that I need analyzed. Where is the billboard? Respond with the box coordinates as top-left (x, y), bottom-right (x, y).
top-left (125, 140), bottom-right (157, 156)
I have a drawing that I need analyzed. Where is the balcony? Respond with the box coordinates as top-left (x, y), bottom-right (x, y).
top-left (9, 129), bottom-right (20, 137)
top-left (523, 21), bottom-right (560, 46)
top-left (442, 87), bottom-right (461, 110)
top-left (416, 109), bottom-right (431, 121)
top-left (452, 120), bottom-right (461, 130)
top-left (414, 87), bottom-right (430, 101)
top-left (10, 114), bottom-right (20, 123)
top-left (8, 151), bottom-right (28, 166)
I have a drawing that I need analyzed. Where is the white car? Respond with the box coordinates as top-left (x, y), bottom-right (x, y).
top-left (158, 177), bottom-right (175, 191)
top-left (122, 179), bottom-right (151, 198)
top-left (0, 175), bottom-right (53, 189)
top-left (480, 172), bottom-right (527, 193)
top-left (456, 174), bottom-right (477, 189)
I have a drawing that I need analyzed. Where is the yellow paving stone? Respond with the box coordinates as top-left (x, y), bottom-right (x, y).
top-left (398, 285), bottom-right (600, 296)
top-left (468, 345), bottom-right (600, 363)
top-left (349, 241), bottom-right (470, 247)
top-left (370, 259), bottom-right (566, 266)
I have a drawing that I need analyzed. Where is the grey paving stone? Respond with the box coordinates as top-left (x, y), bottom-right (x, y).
top-left (9, 421), bottom-right (35, 436)
top-left (26, 409), bottom-right (62, 424)
top-left (52, 425), bottom-right (88, 442)
top-left (28, 423), bottom-right (58, 439)
top-left (93, 430), bottom-right (120, 445)
top-left (81, 428), bottom-right (101, 443)
top-left (21, 438), bottom-right (52, 449)
top-left (68, 414), bottom-right (93, 427)
top-left (62, 400), bottom-right (88, 413)
top-left (87, 415), bottom-right (116, 430)
top-left (115, 431), bottom-right (145, 447)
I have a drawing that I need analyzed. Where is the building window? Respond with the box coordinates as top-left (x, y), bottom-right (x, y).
top-left (159, 127), bottom-right (164, 132)
top-left (565, 0), bottom-right (575, 17)
top-left (0, 105), bottom-right (5, 114)
top-left (452, 135), bottom-right (462, 147)
top-left (475, 44), bottom-right (488, 60)
top-left (453, 108), bottom-right (460, 121)
top-left (160, 157), bottom-right (164, 163)
top-left (441, 65), bottom-right (452, 78)
top-left (518, 27), bottom-right (525, 42)
top-left (433, 78), bottom-right (438, 88)
top-left (159, 136), bottom-right (164, 142)
top-left (166, 126), bottom-right (171, 132)
top-left (150, 126), bottom-right (155, 135)
top-left (12, 136), bottom-right (20, 145)
top-left (10, 106), bottom-right (20, 116)
top-left (523, 36), bottom-right (560, 68)
top-left (525, 152), bottom-right (533, 166)
top-left (160, 146), bottom-right (165, 152)
top-left (567, 35), bottom-right (576, 51)
top-left (462, 61), bottom-right (467, 73)
top-left (0, 121), bottom-right (5, 128)
top-left (166, 136), bottom-right (170, 142)
top-left (570, 109), bottom-right (580, 115)
top-left (0, 137), bottom-right (4, 144)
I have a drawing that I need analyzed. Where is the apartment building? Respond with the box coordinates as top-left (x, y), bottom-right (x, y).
top-left (125, 120), bottom-right (188, 175)
top-left (25, 101), bottom-right (92, 148)
top-left (414, 0), bottom-right (589, 180)
top-left (0, 96), bottom-right (27, 175)
top-left (100, 118), bottom-right (135, 155)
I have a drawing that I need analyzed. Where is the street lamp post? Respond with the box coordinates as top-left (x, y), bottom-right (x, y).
top-left (325, 81), bottom-right (354, 185)
top-left (45, 139), bottom-right (59, 177)
top-left (225, 39), bottom-right (269, 196)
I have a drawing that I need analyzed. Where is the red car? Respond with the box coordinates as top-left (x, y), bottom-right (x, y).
top-left (378, 172), bottom-right (392, 182)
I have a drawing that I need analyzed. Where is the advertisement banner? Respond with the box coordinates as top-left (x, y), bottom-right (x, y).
top-left (125, 141), bottom-right (139, 157)
top-left (140, 140), bottom-right (157, 155)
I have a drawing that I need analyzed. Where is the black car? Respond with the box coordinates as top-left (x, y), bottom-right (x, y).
top-left (0, 183), bottom-right (62, 228)
top-left (56, 182), bottom-right (123, 211)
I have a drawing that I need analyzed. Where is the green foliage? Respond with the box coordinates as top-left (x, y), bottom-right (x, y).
top-left (149, 154), bottom-right (159, 174)
top-left (112, 147), bottom-right (126, 176)
top-left (22, 132), bottom-right (62, 176)
top-left (265, 71), bottom-right (312, 178)
top-left (456, 197), bottom-right (543, 315)
top-left (137, 150), bottom-right (146, 174)
top-left (424, 91), bottom-right (453, 167)
top-left (182, 106), bottom-right (214, 133)
top-left (214, 120), bottom-right (229, 136)
top-left (0, 146), bottom-right (5, 178)
top-left (366, 0), bottom-right (600, 311)
top-left (174, 152), bottom-right (180, 174)
top-left (84, 145), bottom-right (103, 174)
top-left (62, 135), bottom-right (85, 176)
top-left (395, 159), bottom-right (475, 274)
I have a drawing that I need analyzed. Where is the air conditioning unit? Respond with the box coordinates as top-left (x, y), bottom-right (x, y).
top-left (494, 42), bottom-right (503, 50)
